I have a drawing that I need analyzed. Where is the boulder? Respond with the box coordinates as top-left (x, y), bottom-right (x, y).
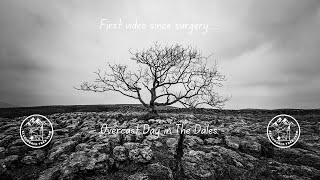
top-left (93, 143), bottom-right (111, 154)
top-left (113, 146), bottom-right (127, 161)
top-left (0, 123), bottom-right (17, 132)
top-left (142, 139), bottom-right (152, 146)
top-left (0, 162), bottom-right (6, 176)
top-left (204, 138), bottom-right (223, 145)
top-left (54, 129), bottom-right (69, 136)
top-left (138, 146), bottom-right (153, 162)
top-left (240, 140), bottom-right (261, 153)
top-left (225, 136), bottom-right (241, 149)
top-left (0, 135), bottom-right (13, 147)
top-left (107, 134), bottom-right (121, 146)
top-left (184, 135), bottom-right (204, 147)
top-left (135, 132), bottom-right (145, 142)
top-left (66, 124), bottom-right (78, 134)
top-left (60, 150), bottom-right (109, 178)
top-left (230, 127), bottom-right (250, 137)
top-left (0, 155), bottom-right (19, 168)
top-left (0, 147), bottom-right (5, 159)
top-left (182, 150), bottom-right (215, 179)
top-left (37, 165), bottom-right (61, 180)
top-left (146, 134), bottom-right (159, 141)
top-left (127, 173), bottom-right (149, 180)
top-left (166, 138), bottom-right (178, 148)
top-left (48, 141), bottom-right (78, 162)
top-left (212, 146), bottom-right (246, 168)
top-left (147, 163), bottom-right (173, 180)
top-left (124, 134), bottom-right (135, 142)
top-left (9, 139), bottom-right (24, 147)
top-left (315, 122), bottom-right (320, 133)
top-left (183, 150), bottom-right (206, 163)
top-left (21, 150), bottom-right (45, 165)
top-left (75, 143), bottom-right (90, 151)
top-left (7, 145), bottom-right (30, 155)
top-left (258, 136), bottom-right (274, 158)
top-left (70, 132), bottom-right (89, 143)
top-left (266, 160), bottom-right (320, 180)
top-left (128, 146), bottom-right (153, 163)
top-left (21, 155), bottom-right (37, 165)
top-left (215, 127), bottom-right (229, 135)
top-left (154, 141), bottom-right (163, 147)
top-left (123, 142), bottom-right (141, 151)
top-left (4, 126), bottom-right (19, 135)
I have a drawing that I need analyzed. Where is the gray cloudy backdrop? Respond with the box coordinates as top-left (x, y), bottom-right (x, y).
top-left (0, 0), bottom-right (320, 109)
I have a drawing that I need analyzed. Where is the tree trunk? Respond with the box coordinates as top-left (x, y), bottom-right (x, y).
top-left (148, 102), bottom-right (158, 115)
top-left (148, 87), bottom-right (158, 116)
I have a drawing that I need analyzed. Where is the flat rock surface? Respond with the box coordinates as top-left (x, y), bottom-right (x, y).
top-left (0, 110), bottom-right (319, 180)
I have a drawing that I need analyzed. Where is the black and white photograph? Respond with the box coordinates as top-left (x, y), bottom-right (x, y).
top-left (0, 0), bottom-right (320, 179)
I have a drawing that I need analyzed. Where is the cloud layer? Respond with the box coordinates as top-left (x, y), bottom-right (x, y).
top-left (0, 0), bottom-right (319, 109)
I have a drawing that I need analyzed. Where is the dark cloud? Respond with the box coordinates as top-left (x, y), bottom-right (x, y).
top-left (0, 0), bottom-right (319, 109)
top-left (220, 0), bottom-right (320, 109)
top-left (0, 47), bottom-right (47, 73)
top-left (0, 46), bottom-right (49, 106)
top-left (246, 0), bottom-right (320, 53)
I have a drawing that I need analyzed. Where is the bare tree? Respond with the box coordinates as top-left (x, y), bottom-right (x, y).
top-left (76, 43), bottom-right (228, 115)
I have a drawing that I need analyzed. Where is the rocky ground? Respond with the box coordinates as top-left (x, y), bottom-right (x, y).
top-left (0, 110), bottom-right (320, 180)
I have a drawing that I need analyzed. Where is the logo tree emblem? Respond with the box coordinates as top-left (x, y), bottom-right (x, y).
top-left (26, 117), bottom-right (45, 141)
top-left (20, 114), bottom-right (54, 148)
top-left (267, 114), bottom-right (300, 148)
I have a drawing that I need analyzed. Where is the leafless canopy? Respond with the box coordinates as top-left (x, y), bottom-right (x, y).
top-left (76, 43), bottom-right (228, 112)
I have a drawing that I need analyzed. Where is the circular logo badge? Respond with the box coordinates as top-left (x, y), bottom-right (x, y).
top-left (20, 114), bottom-right (54, 148)
top-left (267, 114), bottom-right (300, 148)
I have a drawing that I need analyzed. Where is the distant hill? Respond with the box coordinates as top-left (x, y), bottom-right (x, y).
top-left (0, 104), bottom-right (177, 118)
top-left (0, 101), bottom-right (17, 108)
top-left (1, 104), bottom-right (319, 119)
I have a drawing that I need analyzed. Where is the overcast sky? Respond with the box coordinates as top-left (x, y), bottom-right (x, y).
top-left (0, 0), bottom-right (320, 109)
